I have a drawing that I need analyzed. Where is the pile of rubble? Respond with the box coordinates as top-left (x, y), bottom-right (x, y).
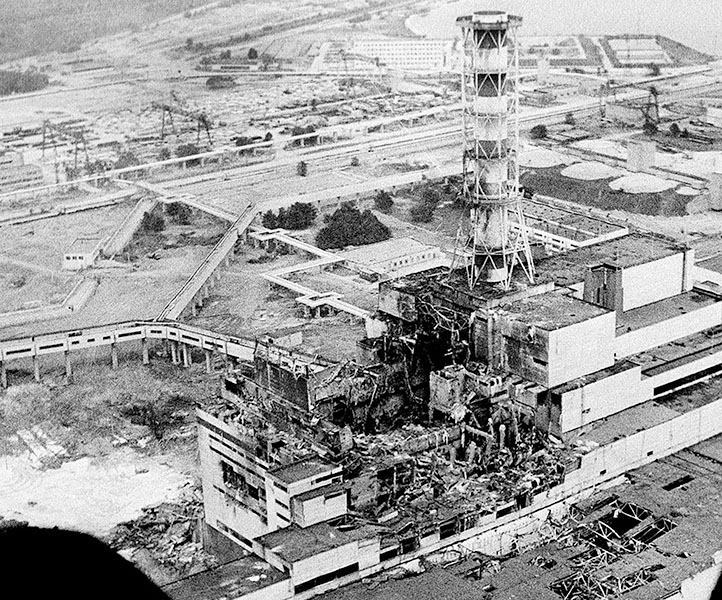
top-left (109, 483), bottom-right (219, 581)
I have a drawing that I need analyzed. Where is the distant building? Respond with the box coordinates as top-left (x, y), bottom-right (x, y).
top-left (63, 237), bottom-right (102, 270)
top-left (351, 38), bottom-right (454, 73)
top-left (0, 150), bottom-right (44, 192)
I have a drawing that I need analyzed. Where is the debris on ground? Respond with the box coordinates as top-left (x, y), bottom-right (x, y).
top-left (109, 483), bottom-right (218, 582)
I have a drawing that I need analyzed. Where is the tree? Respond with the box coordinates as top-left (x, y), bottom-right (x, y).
top-left (166, 202), bottom-right (192, 225)
top-left (669, 122), bottom-right (681, 137)
top-left (282, 202), bottom-right (317, 229)
top-left (350, 156), bottom-right (360, 167)
top-left (564, 112), bottom-right (576, 126)
top-left (296, 160), bottom-right (308, 177)
top-left (247, 47), bottom-right (258, 60)
top-left (648, 62), bottom-right (661, 77)
top-left (158, 147), bottom-right (171, 161)
top-left (530, 124), bottom-right (548, 139)
top-left (261, 210), bottom-right (278, 229)
top-left (374, 190), bottom-right (394, 213)
top-left (316, 203), bottom-right (391, 249)
top-left (141, 211), bottom-right (165, 233)
top-left (219, 49), bottom-right (232, 60)
top-left (261, 203), bottom-right (317, 230)
top-left (185, 37), bottom-right (194, 50)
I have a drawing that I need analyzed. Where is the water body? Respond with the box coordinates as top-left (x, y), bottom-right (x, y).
top-left (407, 0), bottom-right (722, 57)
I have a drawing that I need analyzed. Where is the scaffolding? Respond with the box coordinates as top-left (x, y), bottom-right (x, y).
top-left (454, 11), bottom-right (534, 290)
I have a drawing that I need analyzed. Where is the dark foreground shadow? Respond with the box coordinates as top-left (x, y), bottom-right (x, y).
top-left (0, 526), bottom-right (168, 600)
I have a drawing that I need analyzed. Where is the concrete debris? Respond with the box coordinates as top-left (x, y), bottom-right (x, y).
top-left (109, 483), bottom-right (218, 578)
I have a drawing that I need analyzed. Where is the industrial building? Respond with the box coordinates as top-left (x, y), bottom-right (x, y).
top-left (181, 12), bottom-right (722, 600)
top-left (0, 149), bottom-right (44, 192)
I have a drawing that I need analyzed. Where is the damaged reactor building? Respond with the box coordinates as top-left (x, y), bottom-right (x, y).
top-left (175, 11), bottom-right (722, 600)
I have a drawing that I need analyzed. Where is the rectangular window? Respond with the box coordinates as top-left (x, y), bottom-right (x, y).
top-left (221, 461), bottom-right (246, 492)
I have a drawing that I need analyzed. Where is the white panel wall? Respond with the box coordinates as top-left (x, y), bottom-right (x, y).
top-left (622, 254), bottom-right (684, 311)
top-left (647, 346), bottom-right (722, 393)
top-left (560, 364), bottom-right (645, 433)
top-left (548, 312), bottom-right (616, 388)
top-left (292, 542), bottom-right (360, 584)
top-left (615, 302), bottom-right (722, 358)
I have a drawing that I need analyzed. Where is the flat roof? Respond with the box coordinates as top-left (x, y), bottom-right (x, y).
top-left (163, 555), bottom-right (288, 600)
top-left (294, 481), bottom-right (346, 503)
top-left (616, 288), bottom-right (721, 335)
top-left (267, 456), bottom-right (340, 485)
top-left (551, 359), bottom-right (639, 395)
top-left (576, 400), bottom-right (680, 447)
top-left (534, 231), bottom-right (684, 287)
top-left (65, 236), bottom-right (102, 254)
top-left (340, 237), bottom-right (436, 267)
top-left (502, 291), bottom-right (610, 330)
top-left (257, 522), bottom-right (374, 564)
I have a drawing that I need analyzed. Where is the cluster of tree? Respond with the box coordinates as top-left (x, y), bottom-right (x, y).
top-left (289, 125), bottom-right (317, 147)
top-left (410, 187), bottom-right (442, 223)
top-left (140, 211), bottom-right (165, 233)
top-left (261, 202), bottom-right (317, 230)
top-left (315, 203), bottom-right (390, 249)
top-left (219, 50), bottom-right (232, 60)
top-left (374, 190), bottom-right (394, 214)
top-left (530, 124), bottom-right (548, 139)
top-left (166, 202), bottom-right (192, 225)
top-left (0, 69), bottom-right (49, 96)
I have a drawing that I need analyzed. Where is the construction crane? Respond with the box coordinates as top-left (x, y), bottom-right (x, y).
top-left (640, 86), bottom-right (660, 133)
top-left (151, 101), bottom-right (213, 146)
top-left (41, 120), bottom-right (91, 182)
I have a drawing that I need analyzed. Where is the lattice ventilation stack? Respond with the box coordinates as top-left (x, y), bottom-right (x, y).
top-left (455, 10), bottom-right (534, 289)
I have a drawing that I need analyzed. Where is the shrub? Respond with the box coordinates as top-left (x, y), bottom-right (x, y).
top-left (141, 211), bottom-right (165, 233)
top-left (374, 190), bottom-right (394, 213)
top-left (530, 124), bottom-right (548, 139)
top-left (166, 202), bottom-right (192, 225)
top-left (410, 202), bottom-right (435, 223)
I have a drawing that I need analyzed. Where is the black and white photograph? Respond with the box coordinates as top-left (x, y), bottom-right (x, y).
top-left (0, 1), bottom-right (721, 598)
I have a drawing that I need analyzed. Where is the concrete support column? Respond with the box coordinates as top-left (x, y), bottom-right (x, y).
top-left (171, 341), bottom-right (179, 365)
top-left (182, 344), bottom-right (191, 367)
top-left (111, 343), bottom-right (119, 369)
top-left (205, 349), bottom-right (213, 374)
top-left (33, 355), bottom-right (41, 383)
top-left (202, 284), bottom-right (209, 299)
top-left (191, 302), bottom-right (198, 317)
top-left (142, 338), bottom-right (150, 365)
top-left (222, 352), bottom-right (229, 373)
top-left (0, 361), bottom-right (7, 389)
top-left (64, 351), bottom-right (72, 382)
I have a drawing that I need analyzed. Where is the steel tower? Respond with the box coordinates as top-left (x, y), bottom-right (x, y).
top-left (455, 11), bottom-right (534, 289)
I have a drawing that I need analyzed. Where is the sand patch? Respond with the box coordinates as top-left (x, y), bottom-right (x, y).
top-left (609, 174), bottom-right (677, 194)
top-left (561, 161), bottom-right (622, 181)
